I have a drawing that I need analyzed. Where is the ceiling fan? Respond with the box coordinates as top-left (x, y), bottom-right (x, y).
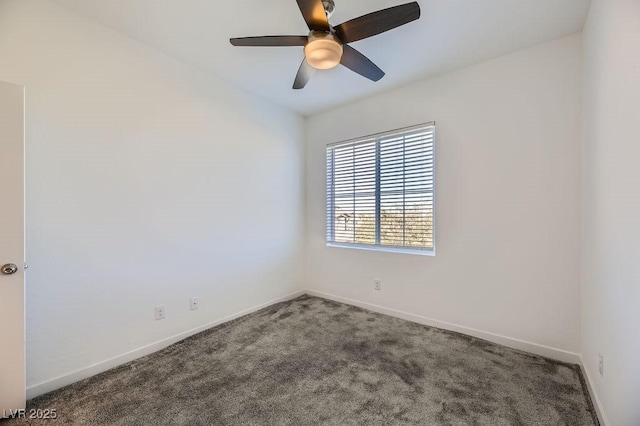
top-left (230, 0), bottom-right (421, 89)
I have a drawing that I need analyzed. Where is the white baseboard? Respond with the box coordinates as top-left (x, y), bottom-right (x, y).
top-left (26, 289), bottom-right (306, 400)
top-left (305, 289), bottom-right (581, 365)
top-left (579, 357), bottom-right (609, 426)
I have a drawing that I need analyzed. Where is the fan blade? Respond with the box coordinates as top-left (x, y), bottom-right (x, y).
top-left (293, 59), bottom-right (316, 89)
top-left (340, 45), bottom-right (385, 82)
top-left (296, 0), bottom-right (330, 32)
top-left (334, 2), bottom-right (420, 44)
top-left (230, 36), bottom-right (308, 47)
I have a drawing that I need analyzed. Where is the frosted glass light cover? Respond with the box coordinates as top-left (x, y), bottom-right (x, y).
top-left (304, 37), bottom-right (343, 70)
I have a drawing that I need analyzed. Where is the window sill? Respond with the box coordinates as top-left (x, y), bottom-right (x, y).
top-left (326, 242), bottom-right (435, 256)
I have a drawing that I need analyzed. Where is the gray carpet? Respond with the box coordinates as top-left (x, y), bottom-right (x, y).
top-left (4, 295), bottom-right (597, 425)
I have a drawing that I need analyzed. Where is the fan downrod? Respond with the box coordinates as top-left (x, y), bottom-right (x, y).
top-left (322, 0), bottom-right (335, 18)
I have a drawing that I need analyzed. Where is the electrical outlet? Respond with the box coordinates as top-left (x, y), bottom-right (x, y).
top-left (598, 353), bottom-right (604, 377)
top-left (374, 280), bottom-right (382, 291)
top-left (190, 297), bottom-right (200, 311)
top-left (154, 305), bottom-right (166, 321)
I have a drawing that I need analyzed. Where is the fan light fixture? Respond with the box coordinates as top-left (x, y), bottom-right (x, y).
top-left (304, 32), bottom-right (343, 70)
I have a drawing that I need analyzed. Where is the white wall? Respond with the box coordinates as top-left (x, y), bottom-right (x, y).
top-left (0, 0), bottom-right (304, 392)
top-left (582, 1), bottom-right (640, 425)
top-left (305, 35), bottom-right (583, 357)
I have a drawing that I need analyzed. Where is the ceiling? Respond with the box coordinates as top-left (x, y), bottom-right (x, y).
top-left (52, 0), bottom-right (591, 116)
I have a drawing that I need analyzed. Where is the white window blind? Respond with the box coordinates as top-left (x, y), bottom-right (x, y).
top-left (326, 123), bottom-right (435, 254)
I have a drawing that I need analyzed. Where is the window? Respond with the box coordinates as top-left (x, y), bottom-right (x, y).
top-left (326, 123), bottom-right (435, 255)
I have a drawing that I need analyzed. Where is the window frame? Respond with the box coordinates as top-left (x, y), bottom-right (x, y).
top-left (325, 122), bottom-right (436, 256)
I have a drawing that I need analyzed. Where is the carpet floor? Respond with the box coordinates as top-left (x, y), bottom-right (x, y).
top-left (4, 295), bottom-right (598, 425)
